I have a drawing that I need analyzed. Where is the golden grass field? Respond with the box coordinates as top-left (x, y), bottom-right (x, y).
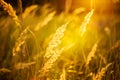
top-left (0, 0), bottom-right (120, 80)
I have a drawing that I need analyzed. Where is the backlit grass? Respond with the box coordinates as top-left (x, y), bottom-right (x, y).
top-left (0, 0), bottom-right (120, 80)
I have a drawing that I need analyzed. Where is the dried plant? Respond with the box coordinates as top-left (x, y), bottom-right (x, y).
top-left (39, 22), bottom-right (69, 77)
top-left (22, 5), bottom-right (38, 18)
top-left (0, 0), bottom-right (20, 26)
top-left (12, 27), bottom-right (28, 56)
top-left (86, 40), bottom-right (99, 66)
top-left (14, 62), bottom-right (35, 70)
top-left (44, 22), bottom-right (69, 59)
top-left (93, 63), bottom-right (112, 80)
top-left (34, 11), bottom-right (56, 31)
top-left (59, 68), bottom-right (66, 80)
top-left (39, 48), bottom-right (64, 77)
top-left (79, 9), bottom-right (94, 36)
top-left (0, 0), bottom-right (119, 80)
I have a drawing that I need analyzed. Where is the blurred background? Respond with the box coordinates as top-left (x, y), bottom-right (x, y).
top-left (0, 0), bottom-right (120, 14)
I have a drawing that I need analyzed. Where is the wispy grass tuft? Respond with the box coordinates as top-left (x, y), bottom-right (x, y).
top-left (44, 22), bottom-right (69, 59)
top-left (93, 63), bottom-right (112, 80)
top-left (0, 0), bottom-right (20, 26)
top-left (86, 40), bottom-right (99, 66)
top-left (79, 9), bottom-right (94, 36)
top-left (39, 22), bottom-right (69, 77)
top-left (22, 5), bottom-right (38, 19)
top-left (12, 27), bottom-right (29, 56)
top-left (34, 11), bottom-right (56, 31)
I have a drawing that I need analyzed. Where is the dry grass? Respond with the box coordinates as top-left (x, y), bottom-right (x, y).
top-left (0, 0), bottom-right (120, 80)
top-left (79, 9), bottom-right (94, 36)
top-left (86, 40), bottom-right (99, 66)
top-left (35, 11), bottom-right (56, 31)
top-left (44, 22), bottom-right (69, 59)
top-left (0, 0), bottom-right (20, 26)
top-left (39, 23), bottom-right (68, 78)
top-left (22, 5), bottom-right (38, 19)
top-left (12, 27), bottom-right (28, 56)
top-left (93, 63), bottom-right (112, 80)
top-left (59, 67), bottom-right (66, 80)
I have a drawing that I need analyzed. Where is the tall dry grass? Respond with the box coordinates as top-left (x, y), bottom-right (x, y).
top-left (93, 63), bottom-right (112, 80)
top-left (44, 22), bottom-right (69, 59)
top-left (39, 22), bottom-right (69, 78)
top-left (0, 0), bottom-right (20, 26)
top-left (0, 0), bottom-right (119, 80)
top-left (79, 9), bottom-right (94, 36)
top-left (86, 40), bottom-right (99, 66)
top-left (12, 27), bottom-right (28, 56)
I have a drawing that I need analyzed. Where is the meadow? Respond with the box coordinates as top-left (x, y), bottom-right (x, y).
top-left (0, 0), bottom-right (120, 80)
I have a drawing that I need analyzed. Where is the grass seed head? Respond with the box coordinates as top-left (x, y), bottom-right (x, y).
top-left (0, 0), bottom-right (20, 26)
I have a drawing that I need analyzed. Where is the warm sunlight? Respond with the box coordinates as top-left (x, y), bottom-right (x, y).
top-left (0, 0), bottom-right (120, 80)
